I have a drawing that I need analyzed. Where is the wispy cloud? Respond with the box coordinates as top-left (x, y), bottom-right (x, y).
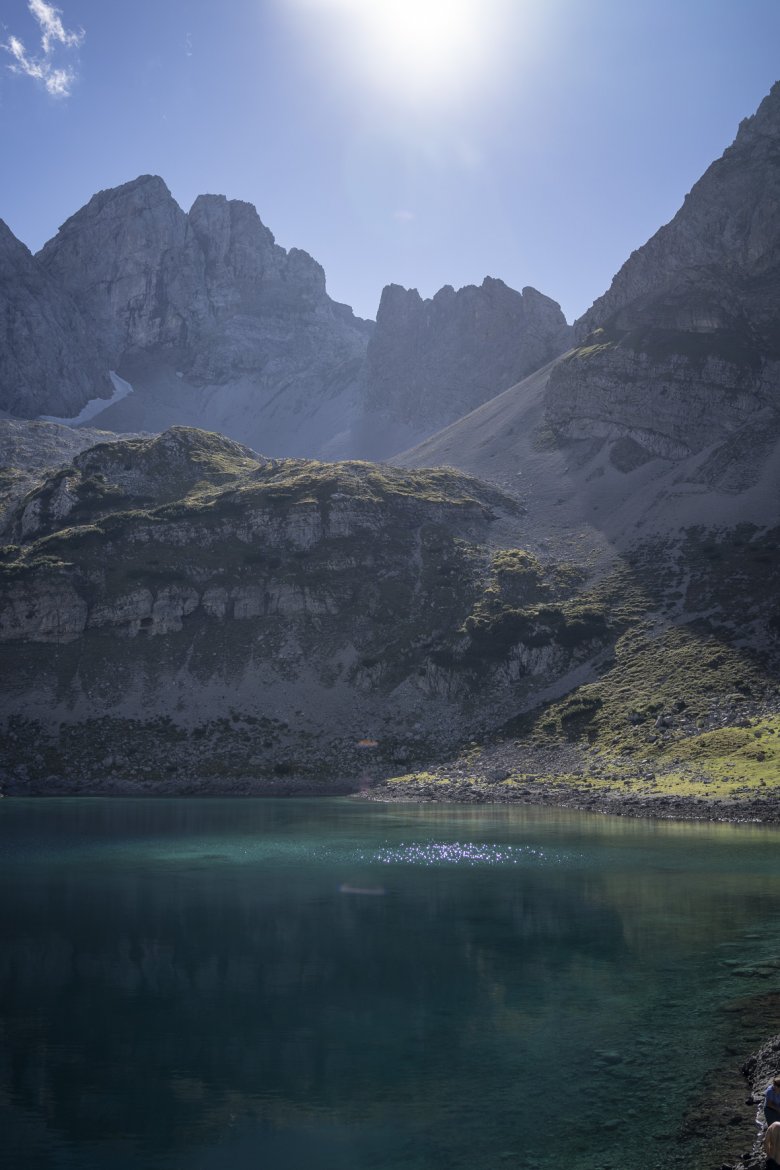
top-left (29, 0), bottom-right (82, 53)
top-left (2, 1), bottom-right (84, 97)
top-left (392, 209), bottom-right (415, 223)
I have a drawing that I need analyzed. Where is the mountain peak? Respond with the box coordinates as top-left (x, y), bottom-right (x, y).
top-left (50, 175), bottom-right (179, 237)
top-left (577, 80), bottom-right (780, 341)
top-left (364, 274), bottom-right (571, 443)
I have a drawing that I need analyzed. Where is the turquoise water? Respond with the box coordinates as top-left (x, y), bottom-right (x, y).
top-left (1, 798), bottom-right (778, 1170)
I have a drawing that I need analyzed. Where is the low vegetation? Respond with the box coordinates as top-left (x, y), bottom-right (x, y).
top-left (371, 527), bottom-right (780, 814)
top-left (2, 429), bottom-right (778, 814)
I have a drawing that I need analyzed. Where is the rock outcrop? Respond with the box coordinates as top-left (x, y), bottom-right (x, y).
top-left (357, 278), bottom-right (571, 457)
top-left (727, 1032), bottom-right (780, 1170)
top-left (0, 418), bottom-right (146, 531)
top-left (0, 428), bottom-right (613, 792)
top-left (30, 176), bottom-right (373, 456)
top-left (0, 220), bottom-right (111, 418)
top-left (545, 81), bottom-right (780, 464)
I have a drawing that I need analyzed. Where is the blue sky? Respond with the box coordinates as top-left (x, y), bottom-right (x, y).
top-left (1, 0), bottom-right (779, 322)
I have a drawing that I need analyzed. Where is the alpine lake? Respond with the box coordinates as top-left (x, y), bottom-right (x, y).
top-left (2, 797), bottom-right (779, 1170)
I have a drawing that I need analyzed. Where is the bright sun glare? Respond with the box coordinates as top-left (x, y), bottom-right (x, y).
top-left (290, 0), bottom-right (509, 107)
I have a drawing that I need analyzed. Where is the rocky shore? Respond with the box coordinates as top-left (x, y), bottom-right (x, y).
top-left (734, 1033), bottom-right (780, 1170)
top-left (359, 737), bottom-right (780, 825)
top-left (360, 774), bottom-right (780, 824)
top-left (2, 736), bottom-right (778, 824)
top-left (665, 1012), bottom-right (780, 1170)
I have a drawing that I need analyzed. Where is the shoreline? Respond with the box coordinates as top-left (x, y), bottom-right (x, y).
top-left (668, 1015), bottom-right (780, 1170)
top-left (722, 1030), bottom-right (780, 1170)
top-left (1, 775), bottom-right (779, 824)
top-left (357, 734), bottom-right (780, 824)
top-left (357, 778), bottom-right (780, 824)
top-left (2, 735), bottom-right (778, 822)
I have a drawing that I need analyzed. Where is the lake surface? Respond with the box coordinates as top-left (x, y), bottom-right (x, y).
top-left (1, 798), bottom-right (779, 1170)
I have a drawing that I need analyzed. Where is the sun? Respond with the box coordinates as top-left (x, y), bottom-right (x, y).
top-left (288, 0), bottom-right (509, 108)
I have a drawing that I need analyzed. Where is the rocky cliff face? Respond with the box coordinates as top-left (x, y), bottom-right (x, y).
top-left (38, 177), bottom-right (371, 387)
top-left (0, 220), bottom-right (111, 418)
top-left (0, 428), bottom-right (612, 792)
top-left (30, 176), bottom-right (372, 455)
top-left (577, 81), bottom-right (780, 346)
top-left (545, 82), bottom-right (780, 463)
top-left (2, 175), bottom-right (570, 460)
top-left (545, 342), bottom-right (780, 469)
top-left (37, 176), bottom-right (202, 359)
top-left (358, 278), bottom-right (570, 456)
top-left (397, 82), bottom-right (780, 574)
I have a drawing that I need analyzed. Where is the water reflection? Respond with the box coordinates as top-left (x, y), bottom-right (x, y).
top-left (0, 798), bottom-right (778, 1170)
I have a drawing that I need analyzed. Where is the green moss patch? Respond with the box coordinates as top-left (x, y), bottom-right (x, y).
top-left (656, 716), bottom-right (780, 793)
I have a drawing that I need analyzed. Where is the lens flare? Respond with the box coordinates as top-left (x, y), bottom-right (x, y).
top-left (287, 0), bottom-right (512, 108)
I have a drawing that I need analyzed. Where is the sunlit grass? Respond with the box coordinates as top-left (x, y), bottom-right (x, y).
top-left (382, 717), bottom-right (780, 806)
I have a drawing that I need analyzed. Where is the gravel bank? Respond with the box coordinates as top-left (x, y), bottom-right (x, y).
top-left (360, 777), bottom-right (780, 824)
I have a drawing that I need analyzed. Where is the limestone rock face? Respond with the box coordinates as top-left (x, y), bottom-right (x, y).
top-left (577, 81), bottom-right (780, 346)
top-left (183, 193), bottom-right (369, 388)
top-left (38, 175), bottom-right (203, 359)
top-left (0, 419), bottom-right (149, 535)
top-left (546, 82), bottom-right (780, 462)
top-left (0, 220), bottom-right (111, 418)
top-left (0, 428), bottom-right (612, 791)
top-left (8, 426), bottom-right (263, 543)
top-left (26, 177), bottom-right (379, 456)
top-left (362, 278), bottom-right (571, 446)
top-left (37, 177), bottom-right (372, 412)
top-left (545, 344), bottom-right (779, 464)
top-left (5, 175), bottom-right (570, 458)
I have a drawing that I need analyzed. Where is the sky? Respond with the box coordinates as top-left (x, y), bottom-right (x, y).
top-left (1, 0), bottom-right (779, 324)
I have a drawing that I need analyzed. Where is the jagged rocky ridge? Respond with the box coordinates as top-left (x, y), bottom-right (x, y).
top-left (356, 279), bottom-right (571, 458)
top-left (545, 81), bottom-right (780, 467)
top-left (0, 176), bottom-right (571, 459)
top-left (0, 427), bottom-right (615, 792)
top-left (32, 177), bottom-right (373, 457)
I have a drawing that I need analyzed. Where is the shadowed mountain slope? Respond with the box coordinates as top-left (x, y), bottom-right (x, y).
top-left (385, 84), bottom-right (780, 811)
top-left (0, 220), bottom-right (110, 418)
top-left (398, 83), bottom-right (780, 554)
top-left (2, 86), bottom-right (779, 804)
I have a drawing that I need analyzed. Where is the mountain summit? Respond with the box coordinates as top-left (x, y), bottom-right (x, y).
top-left (577, 80), bottom-right (780, 348)
top-left (357, 278), bottom-right (570, 458)
top-left (543, 81), bottom-right (780, 487)
top-left (0, 178), bottom-right (570, 459)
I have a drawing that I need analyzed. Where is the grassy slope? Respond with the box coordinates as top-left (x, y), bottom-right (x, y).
top-left (378, 527), bottom-right (780, 812)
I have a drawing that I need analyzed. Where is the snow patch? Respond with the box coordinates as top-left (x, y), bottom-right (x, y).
top-left (40, 371), bottom-right (134, 427)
